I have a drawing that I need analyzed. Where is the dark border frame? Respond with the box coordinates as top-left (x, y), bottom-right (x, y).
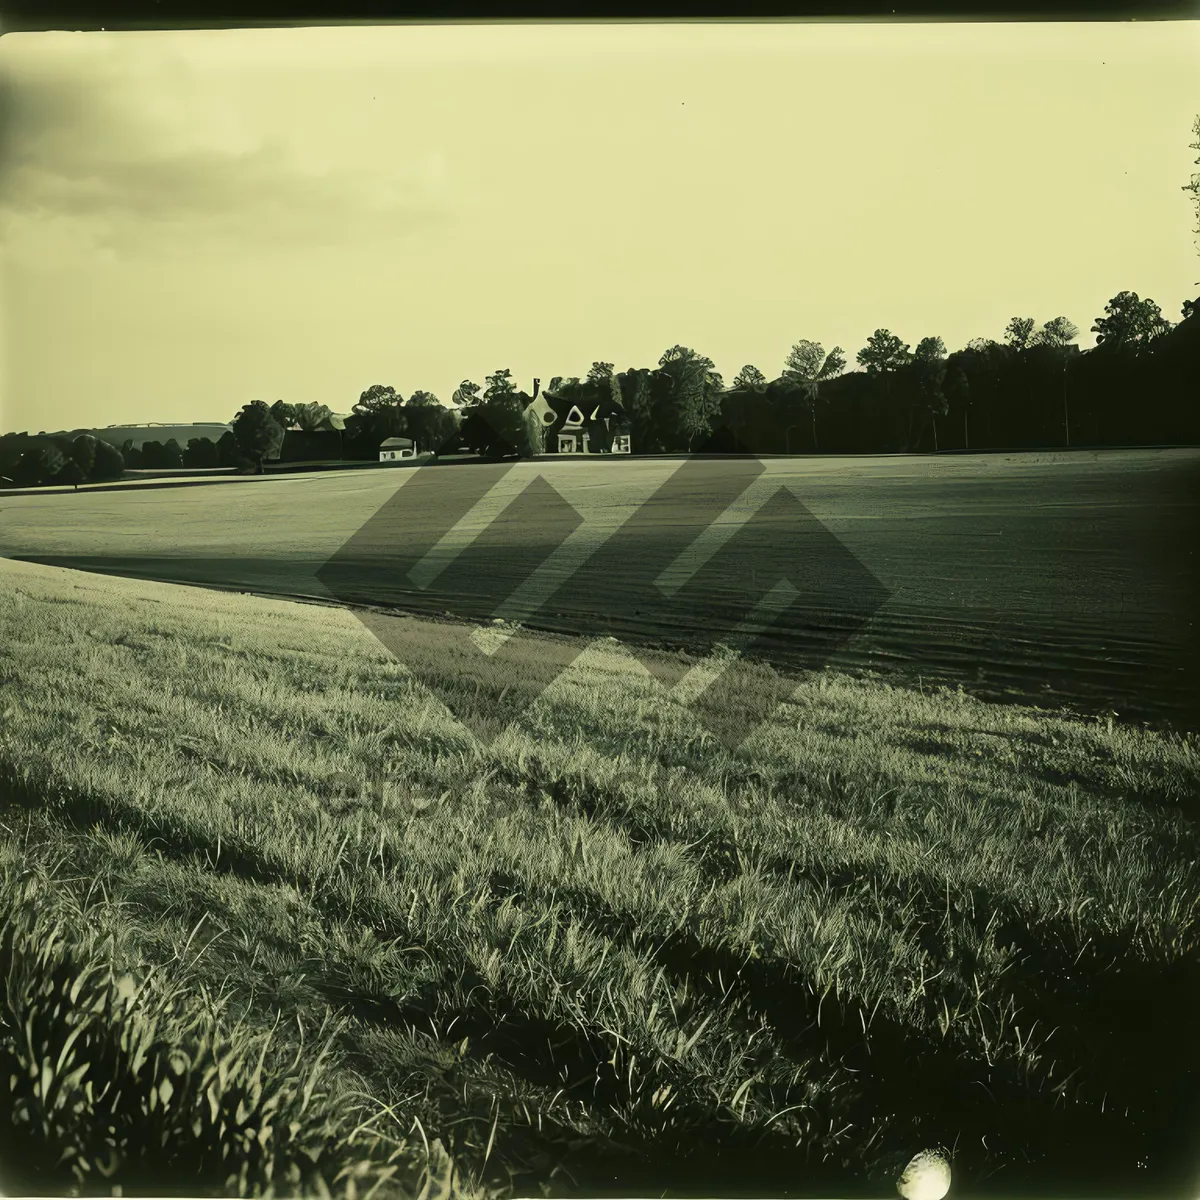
top-left (3, 0), bottom-right (1198, 32)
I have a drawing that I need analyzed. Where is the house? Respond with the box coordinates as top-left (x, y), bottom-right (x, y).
top-left (522, 379), bottom-right (632, 455)
top-left (379, 436), bottom-right (416, 462)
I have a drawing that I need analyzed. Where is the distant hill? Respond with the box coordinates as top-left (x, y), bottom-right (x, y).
top-left (50, 423), bottom-right (233, 449)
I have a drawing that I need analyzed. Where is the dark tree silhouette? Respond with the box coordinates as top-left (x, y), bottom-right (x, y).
top-left (483, 369), bottom-right (517, 402)
top-left (459, 395), bottom-right (530, 458)
top-left (1004, 318), bottom-right (1037, 351)
top-left (856, 330), bottom-right (911, 375)
top-left (657, 346), bottom-right (723, 452)
top-left (270, 400), bottom-right (299, 429)
top-left (1033, 316), bottom-right (1080, 348)
top-left (1091, 292), bottom-right (1173, 355)
top-left (912, 337), bottom-right (949, 450)
top-left (1185, 114), bottom-right (1200, 285)
top-left (91, 438), bottom-right (124, 481)
top-left (782, 341), bottom-right (846, 451)
top-left (292, 403), bottom-right (334, 432)
top-left (732, 365), bottom-right (768, 391)
top-left (452, 380), bottom-right (481, 407)
top-left (185, 437), bottom-right (220, 468)
top-left (231, 402), bottom-right (285, 474)
top-left (70, 435), bottom-right (97, 483)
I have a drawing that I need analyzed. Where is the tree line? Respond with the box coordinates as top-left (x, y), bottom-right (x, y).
top-left (2, 287), bottom-right (1198, 488)
top-left (436, 289), bottom-right (1200, 460)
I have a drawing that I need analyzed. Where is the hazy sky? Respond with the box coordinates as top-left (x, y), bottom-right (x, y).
top-left (1, 21), bottom-right (1197, 434)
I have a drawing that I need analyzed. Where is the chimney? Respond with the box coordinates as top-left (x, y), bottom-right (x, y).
top-left (532, 378), bottom-right (541, 400)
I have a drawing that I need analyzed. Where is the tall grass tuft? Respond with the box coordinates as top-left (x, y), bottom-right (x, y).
top-left (0, 860), bottom-right (458, 1199)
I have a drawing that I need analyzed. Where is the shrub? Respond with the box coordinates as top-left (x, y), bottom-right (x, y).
top-left (185, 437), bottom-right (220, 468)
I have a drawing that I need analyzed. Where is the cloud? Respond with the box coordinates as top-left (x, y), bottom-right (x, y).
top-left (0, 32), bottom-right (451, 259)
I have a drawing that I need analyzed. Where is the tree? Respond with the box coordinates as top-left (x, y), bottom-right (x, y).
top-left (292, 403), bottom-right (334, 432)
top-left (70, 434), bottom-right (97, 482)
top-left (351, 385), bottom-right (406, 444)
top-left (657, 345), bottom-right (722, 451)
top-left (270, 400), bottom-right (299, 430)
top-left (732, 365), bottom-right (768, 391)
top-left (1030, 317), bottom-right (1080, 446)
top-left (616, 368), bottom-right (661, 453)
top-left (407, 390), bottom-right (440, 407)
top-left (231, 401), bottom-right (285, 473)
top-left (452, 380), bottom-right (481, 408)
top-left (1032, 316), bottom-right (1080, 349)
top-left (91, 439), bottom-right (124, 482)
top-left (856, 330), bottom-right (912, 375)
top-left (782, 341), bottom-right (846, 450)
top-left (912, 337), bottom-right (949, 450)
top-left (403, 403), bottom-right (459, 454)
top-left (161, 438), bottom-right (185, 469)
top-left (586, 362), bottom-right (615, 384)
top-left (914, 336), bottom-right (946, 363)
top-left (357, 384), bottom-right (401, 409)
top-left (943, 362), bottom-right (971, 449)
top-left (57, 458), bottom-right (87, 489)
top-left (1004, 317), bottom-right (1037, 351)
top-left (185, 437), bottom-right (220, 468)
top-left (14, 443), bottom-right (64, 487)
top-left (1091, 291), bottom-right (1173, 355)
top-left (483, 369), bottom-right (517, 403)
top-left (1185, 114), bottom-right (1200, 284)
top-left (459, 395), bottom-right (530, 458)
top-left (216, 430), bottom-right (244, 468)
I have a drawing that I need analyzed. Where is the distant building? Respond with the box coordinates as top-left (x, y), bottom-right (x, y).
top-left (540, 391), bottom-right (631, 455)
top-left (379, 437), bottom-right (416, 462)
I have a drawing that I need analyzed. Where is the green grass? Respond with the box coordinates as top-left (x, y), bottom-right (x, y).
top-left (1, 556), bottom-right (1198, 1198)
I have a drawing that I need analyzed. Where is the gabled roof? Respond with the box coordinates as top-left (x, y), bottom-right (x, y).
top-left (380, 437), bottom-right (414, 447)
top-left (541, 390), bottom-right (625, 423)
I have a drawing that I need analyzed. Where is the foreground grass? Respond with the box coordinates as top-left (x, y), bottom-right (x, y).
top-left (0, 557), bottom-right (1198, 1198)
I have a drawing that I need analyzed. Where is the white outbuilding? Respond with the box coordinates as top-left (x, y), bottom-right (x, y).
top-left (379, 437), bottom-right (417, 462)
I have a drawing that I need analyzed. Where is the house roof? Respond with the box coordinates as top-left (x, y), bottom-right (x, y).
top-left (380, 437), bottom-right (414, 447)
top-left (540, 390), bottom-right (625, 421)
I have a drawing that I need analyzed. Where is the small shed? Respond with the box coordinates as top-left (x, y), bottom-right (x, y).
top-left (379, 437), bottom-right (416, 462)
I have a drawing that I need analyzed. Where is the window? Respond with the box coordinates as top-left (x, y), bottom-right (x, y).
top-left (558, 434), bottom-right (576, 453)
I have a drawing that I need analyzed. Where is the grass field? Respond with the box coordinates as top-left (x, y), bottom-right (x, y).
top-left (3, 449), bottom-right (1198, 733)
top-left (1, 555), bottom-right (1198, 1198)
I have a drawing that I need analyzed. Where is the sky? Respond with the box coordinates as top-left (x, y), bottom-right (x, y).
top-left (0, 21), bottom-right (1197, 434)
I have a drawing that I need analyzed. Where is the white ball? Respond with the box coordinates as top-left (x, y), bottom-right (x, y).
top-left (896, 1148), bottom-right (952, 1200)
